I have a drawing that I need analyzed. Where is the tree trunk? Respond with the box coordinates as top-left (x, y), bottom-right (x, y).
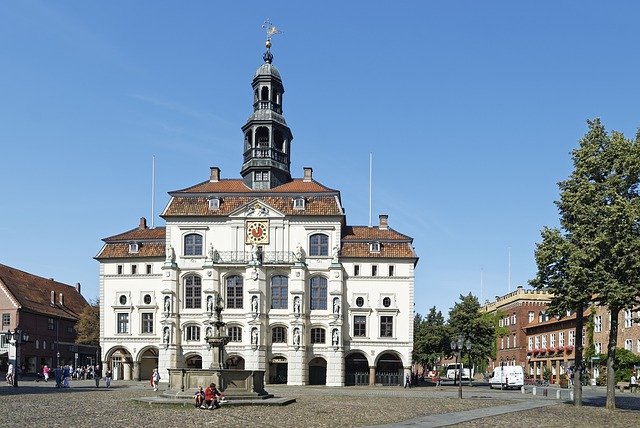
top-left (606, 306), bottom-right (620, 410)
top-left (573, 304), bottom-right (584, 406)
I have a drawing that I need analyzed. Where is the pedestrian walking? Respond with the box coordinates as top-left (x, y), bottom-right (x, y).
top-left (43, 365), bottom-right (50, 382)
top-left (94, 365), bottom-right (101, 387)
top-left (63, 365), bottom-right (71, 388)
top-left (152, 368), bottom-right (160, 391)
top-left (104, 368), bottom-right (112, 388)
top-left (630, 373), bottom-right (638, 393)
top-left (404, 373), bottom-right (410, 388)
top-left (6, 363), bottom-right (14, 385)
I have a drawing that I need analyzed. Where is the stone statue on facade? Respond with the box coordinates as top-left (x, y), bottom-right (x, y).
top-left (294, 243), bottom-right (304, 262)
top-left (251, 328), bottom-right (259, 346)
top-left (293, 328), bottom-right (300, 347)
top-left (207, 295), bottom-right (214, 314)
top-left (332, 244), bottom-right (340, 263)
top-left (333, 297), bottom-right (340, 315)
top-left (163, 327), bottom-right (170, 349)
top-left (332, 329), bottom-right (339, 346)
top-left (164, 296), bottom-right (171, 313)
top-left (166, 245), bottom-right (175, 263)
top-left (251, 295), bottom-right (259, 316)
top-left (293, 296), bottom-right (301, 315)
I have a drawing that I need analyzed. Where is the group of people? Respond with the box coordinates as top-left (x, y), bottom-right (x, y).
top-left (38, 364), bottom-right (112, 388)
top-left (193, 383), bottom-right (226, 409)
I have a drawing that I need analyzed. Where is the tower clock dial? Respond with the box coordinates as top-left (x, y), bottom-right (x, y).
top-left (246, 220), bottom-right (269, 244)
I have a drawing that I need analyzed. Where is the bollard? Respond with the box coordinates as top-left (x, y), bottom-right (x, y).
top-left (556, 389), bottom-right (561, 399)
top-left (569, 390), bottom-right (574, 401)
top-left (532, 386), bottom-right (537, 395)
top-left (521, 386), bottom-right (525, 394)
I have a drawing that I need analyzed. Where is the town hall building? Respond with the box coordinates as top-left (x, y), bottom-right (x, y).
top-left (96, 37), bottom-right (418, 386)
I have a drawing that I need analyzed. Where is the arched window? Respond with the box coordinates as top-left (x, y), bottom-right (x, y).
top-left (272, 326), bottom-right (287, 343)
top-left (184, 233), bottom-right (203, 256)
top-left (261, 86), bottom-right (269, 101)
top-left (185, 325), bottom-right (200, 342)
top-left (309, 234), bottom-right (328, 256)
top-left (226, 275), bottom-right (243, 309)
top-left (256, 126), bottom-right (269, 147)
top-left (271, 276), bottom-right (288, 309)
top-left (228, 326), bottom-right (242, 342)
top-left (310, 276), bottom-right (327, 310)
top-left (274, 130), bottom-right (284, 151)
top-left (184, 275), bottom-right (202, 309)
top-left (311, 327), bottom-right (326, 344)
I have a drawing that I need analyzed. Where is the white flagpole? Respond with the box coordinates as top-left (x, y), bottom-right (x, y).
top-left (151, 155), bottom-right (156, 228)
top-left (369, 153), bottom-right (372, 227)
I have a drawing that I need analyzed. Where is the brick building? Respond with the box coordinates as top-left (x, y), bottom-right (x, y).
top-left (0, 263), bottom-right (95, 374)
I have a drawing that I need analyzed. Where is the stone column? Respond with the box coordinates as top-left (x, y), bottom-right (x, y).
top-left (133, 362), bottom-right (140, 381)
top-left (369, 366), bottom-right (376, 385)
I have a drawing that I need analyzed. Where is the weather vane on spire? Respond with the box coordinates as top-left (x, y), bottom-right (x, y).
top-left (262, 19), bottom-right (283, 42)
top-left (261, 19), bottom-right (283, 64)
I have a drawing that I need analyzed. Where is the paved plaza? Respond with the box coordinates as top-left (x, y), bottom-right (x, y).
top-left (0, 379), bottom-right (638, 427)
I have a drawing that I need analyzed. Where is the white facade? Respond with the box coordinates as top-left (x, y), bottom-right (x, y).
top-left (97, 45), bottom-right (417, 387)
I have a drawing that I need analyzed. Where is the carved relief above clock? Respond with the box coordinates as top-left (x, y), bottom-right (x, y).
top-left (245, 220), bottom-right (269, 244)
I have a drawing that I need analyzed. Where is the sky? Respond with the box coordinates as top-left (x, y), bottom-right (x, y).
top-left (1, 1), bottom-right (639, 318)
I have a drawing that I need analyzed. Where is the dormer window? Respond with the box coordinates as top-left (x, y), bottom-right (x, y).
top-left (293, 197), bottom-right (305, 210)
top-left (208, 197), bottom-right (221, 210)
top-left (370, 242), bottom-right (381, 253)
top-left (128, 243), bottom-right (139, 253)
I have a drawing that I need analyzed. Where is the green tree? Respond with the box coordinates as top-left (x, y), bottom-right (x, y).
top-left (448, 293), bottom-right (496, 379)
top-left (413, 307), bottom-right (450, 372)
top-left (75, 299), bottom-right (100, 346)
top-left (531, 119), bottom-right (640, 409)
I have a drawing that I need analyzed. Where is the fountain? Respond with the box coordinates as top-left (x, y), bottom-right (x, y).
top-left (167, 296), bottom-right (271, 399)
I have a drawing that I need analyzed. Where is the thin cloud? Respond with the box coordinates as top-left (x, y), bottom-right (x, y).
top-left (129, 93), bottom-right (235, 127)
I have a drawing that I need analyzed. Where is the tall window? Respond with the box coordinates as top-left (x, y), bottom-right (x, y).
top-left (528, 337), bottom-right (533, 351)
top-left (625, 339), bottom-right (633, 351)
top-left (47, 318), bottom-right (54, 330)
top-left (559, 331), bottom-right (565, 347)
top-left (309, 234), bottom-right (328, 256)
top-left (185, 325), bottom-right (200, 341)
top-left (550, 333), bottom-right (556, 348)
top-left (624, 309), bottom-right (633, 328)
top-left (184, 275), bottom-right (202, 309)
top-left (594, 315), bottom-right (602, 332)
top-left (354, 316), bottom-right (367, 337)
top-left (310, 277), bottom-right (327, 310)
top-left (541, 335), bottom-right (547, 348)
top-left (535, 336), bottom-right (540, 349)
top-left (271, 276), bottom-right (288, 309)
top-left (1, 313), bottom-right (9, 327)
top-left (528, 311), bottom-right (534, 323)
top-left (569, 330), bottom-right (575, 346)
top-left (380, 316), bottom-right (393, 337)
top-left (511, 313), bottom-right (516, 324)
top-left (226, 276), bottom-right (243, 309)
top-left (141, 313), bottom-right (154, 334)
top-left (272, 326), bottom-right (287, 343)
top-left (184, 233), bottom-right (203, 256)
top-left (228, 326), bottom-right (242, 342)
top-left (594, 342), bottom-right (602, 354)
top-left (311, 328), bottom-right (326, 344)
top-left (117, 313), bottom-right (129, 334)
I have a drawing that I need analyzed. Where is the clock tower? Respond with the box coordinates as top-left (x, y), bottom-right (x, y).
top-left (240, 36), bottom-right (293, 190)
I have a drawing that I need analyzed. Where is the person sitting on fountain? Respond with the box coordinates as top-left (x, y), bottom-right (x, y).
top-left (194, 386), bottom-right (205, 409)
top-left (204, 383), bottom-right (222, 409)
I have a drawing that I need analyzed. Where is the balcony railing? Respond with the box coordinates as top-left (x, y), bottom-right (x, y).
top-left (215, 251), bottom-right (295, 264)
top-left (243, 148), bottom-right (288, 164)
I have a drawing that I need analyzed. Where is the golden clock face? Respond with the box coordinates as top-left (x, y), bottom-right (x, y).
top-left (246, 220), bottom-right (269, 244)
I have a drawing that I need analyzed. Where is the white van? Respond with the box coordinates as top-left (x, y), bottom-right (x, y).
top-left (446, 363), bottom-right (471, 380)
top-left (489, 365), bottom-right (524, 389)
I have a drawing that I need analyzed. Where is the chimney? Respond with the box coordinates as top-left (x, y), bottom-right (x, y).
top-left (75, 282), bottom-right (81, 294)
top-left (50, 290), bottom-right (55, 305)
top-left (210, 167), bottom-right (220, 182)
top-left (303, 167), bottom-right (313, 182)
top-left (139, 217), bottom-right (147, 230)
top-left (59, 292), bottom-right (64, 306)
top-left (379, 214), bottom-right (389, 230)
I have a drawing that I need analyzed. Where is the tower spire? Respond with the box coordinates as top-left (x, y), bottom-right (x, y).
top-left (241, 20), bottom-right (292, 190)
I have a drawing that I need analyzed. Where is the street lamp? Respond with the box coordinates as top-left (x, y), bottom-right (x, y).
top-left (450, 335), bottom-right (472, 399)
top-left (7, 329), bottom-right (29, 387)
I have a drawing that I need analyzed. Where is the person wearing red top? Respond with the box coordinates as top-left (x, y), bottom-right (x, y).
top-left (204, 383), bottom-right (222, 409)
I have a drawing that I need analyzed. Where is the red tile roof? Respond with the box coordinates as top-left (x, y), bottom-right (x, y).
top-left (175, 178), bottom-right (338, 194)
top-left (95, 242), bottom-right (166, 259)
top-left (0, 264), bottom-right (89, 321)
top-left (103, 226), bottom-right (166, 242)
top-left (342, 226), bottom-right (412, 242)
top-left (163, 196), bottom-right (342, 217)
